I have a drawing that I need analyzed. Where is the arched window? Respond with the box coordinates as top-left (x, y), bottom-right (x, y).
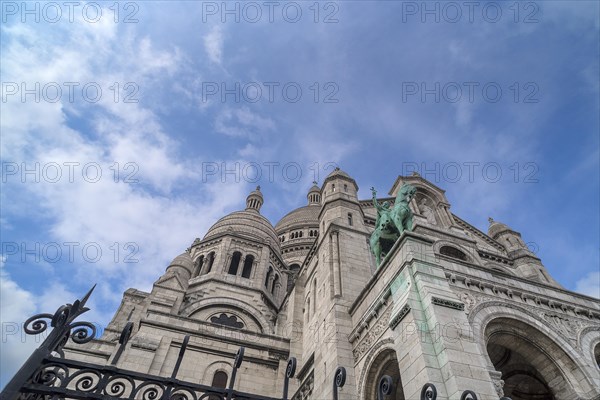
top-left (211, 371), bottom-right (228, 388)
top-left (228, 252), bottom-right (242, 275)
top-left (343, 184), bottom-right (348, 192)
top-left (272, 274), bottom-right (280, 295)
top-left (348, 213), bottom-right (353, 226)
top-left (242, 255), bottom-right (254, 278)
top-left (206, 252), bottom-right (215, 273)
top-left (299, 231), bottom-right (303, 238)
top-left (439, 246), bottom-right (467, 261)
top-left (265, 266), bottom-right (273, 287)
top-left (306, 297), bottom-right (311, 321)
top-left (194, 255), bottom-right (204, 277)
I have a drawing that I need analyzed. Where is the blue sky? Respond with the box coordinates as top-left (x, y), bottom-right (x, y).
top-left (1, 0), bottom-right (599, 387)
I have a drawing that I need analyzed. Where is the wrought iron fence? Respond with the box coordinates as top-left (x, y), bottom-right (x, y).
top-left (1, 286), bottom-right (511, 400)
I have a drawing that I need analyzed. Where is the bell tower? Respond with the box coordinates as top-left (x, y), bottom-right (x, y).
top-left (297, 168), bottom-right (375, 399)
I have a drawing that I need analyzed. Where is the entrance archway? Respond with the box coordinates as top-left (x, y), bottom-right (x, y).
top-left (363, 349), bottom-right (405, 400)
top-left (485, 318), bottom-right (580, 400)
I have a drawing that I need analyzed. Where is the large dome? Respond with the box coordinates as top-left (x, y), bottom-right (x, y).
top-left (275, 205), bottom-right (320, 233)
top-left (204, 210), bottom-right (280, 249)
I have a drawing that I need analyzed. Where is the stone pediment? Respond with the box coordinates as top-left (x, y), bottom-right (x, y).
top-left (155, 273), bottom-right (186, 290)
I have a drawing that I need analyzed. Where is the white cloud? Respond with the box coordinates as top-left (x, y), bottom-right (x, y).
top-left (575, 271), bottom-right (600, 299)
top-left (215, 107), bottom-right (276, 139)
top-left (0, 6), bottom-right (255, 371)
top-left (0, 278), bottom-right (39, 388)
top-left (203, 25), bottom-right (224, 65)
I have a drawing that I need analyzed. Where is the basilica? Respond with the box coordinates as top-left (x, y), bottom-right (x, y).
top-left (64, 168), bottom-right (600, 399)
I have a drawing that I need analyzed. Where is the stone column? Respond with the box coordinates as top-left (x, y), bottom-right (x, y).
top-left (331, 230), bottom-right (341, 298)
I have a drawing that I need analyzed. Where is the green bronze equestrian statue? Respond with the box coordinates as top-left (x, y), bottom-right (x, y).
top-left (369, 183), bottom-right (417, 266)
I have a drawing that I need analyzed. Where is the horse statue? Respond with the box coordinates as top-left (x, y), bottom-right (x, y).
top-left (369, 183), bottom-right (417, 266)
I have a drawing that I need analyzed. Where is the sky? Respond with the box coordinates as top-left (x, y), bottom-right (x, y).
top-left (0, 0), bottom-right (599, 388)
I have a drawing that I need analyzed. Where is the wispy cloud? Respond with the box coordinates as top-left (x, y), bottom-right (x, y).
top-left (203, 25), bottom-right (224, 65)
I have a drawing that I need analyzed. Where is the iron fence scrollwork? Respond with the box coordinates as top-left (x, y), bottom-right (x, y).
top-left (2, 285), bottom-right (98, 400)
top-left (282, 357), bottom-right (297, 400)
top-left (332, 366), bottom-right (346, 400)
top-left (377, 375), bottom-right (393, 400)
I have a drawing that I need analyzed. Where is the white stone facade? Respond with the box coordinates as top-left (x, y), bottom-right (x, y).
top-left (65, 169), bottom-right (600, 400)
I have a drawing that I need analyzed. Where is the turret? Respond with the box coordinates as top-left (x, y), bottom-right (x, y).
top-left (245, 186), bottom-right (264, 212)
top-left (488, 218), bottom-right (560, 286)
top-left (307, 181), bottom-right (321, 205)
top-left (322, 167), bottom-right (359, 202)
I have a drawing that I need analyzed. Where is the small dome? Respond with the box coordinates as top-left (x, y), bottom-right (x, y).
top-left (246, 186), bottom-right (264, 212)
top-left (487, 217), bottom-right (513, 239)
top-left (325, 167), bottom-right (351, 180)
top-left (168, 252), bottom-right (194, 274)
top-left (275, 205), bottom-right (320, 233)
top-left (307, 181), bottom-right (321, 205)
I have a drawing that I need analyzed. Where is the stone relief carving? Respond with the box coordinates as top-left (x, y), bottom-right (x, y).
top-left (542, 313), bottom-right (582, 337)
top-left (181, 292), bottom-right (204, 311)
top-left (493, 378), bottom-right (505, 397)
top-left (419, 198), bottom-right (437, 225)
top-left (352, 307), bottom-right (392, 361)
top-left (460, 292), bottom-right (476, 313)
top-left (292, 372), bottom-right (314, 400)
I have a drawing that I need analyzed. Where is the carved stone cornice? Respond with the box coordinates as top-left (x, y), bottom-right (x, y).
top-left (446, 272), bottom-right (600, 321)
top-left (431, 296), bottom-right (465, 311)
top-left (389, 304), bottom-right (411, 330)
top-left (348, 288), bottom-right (392, 343)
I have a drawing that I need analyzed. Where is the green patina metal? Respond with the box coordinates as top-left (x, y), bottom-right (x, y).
top-left (369, 183), bottom-right (417, 266)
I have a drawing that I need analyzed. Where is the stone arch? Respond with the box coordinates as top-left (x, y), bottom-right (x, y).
top-left (357, 338), bottom-right (394, 398)
top-left (228, 251), bottom-right (242, 275)
top-left (265, 266), bottom-right (273, 288)
top-left (185, 297), bottom-right (270, 334)
top-left (272, 274), bottom-right (280, 296)
top-left (241, 254), bottom-right (254, 278)
top-left (577, 325), bottom-right (600, 388)
top-left (205, 251), bottom-right (216, 273)
top-left (485, 262), bottom-right (514, 276)
top-left (358, 339), bottom-right (405, 400)
top-left (414, 192), bottom-right (439, 225)
top-left (433, 239), bottom-right (477, 263)
top-left (202, 360), bottom-right (232, 387)
top-left (470, 302), bottom-right (597, 399)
